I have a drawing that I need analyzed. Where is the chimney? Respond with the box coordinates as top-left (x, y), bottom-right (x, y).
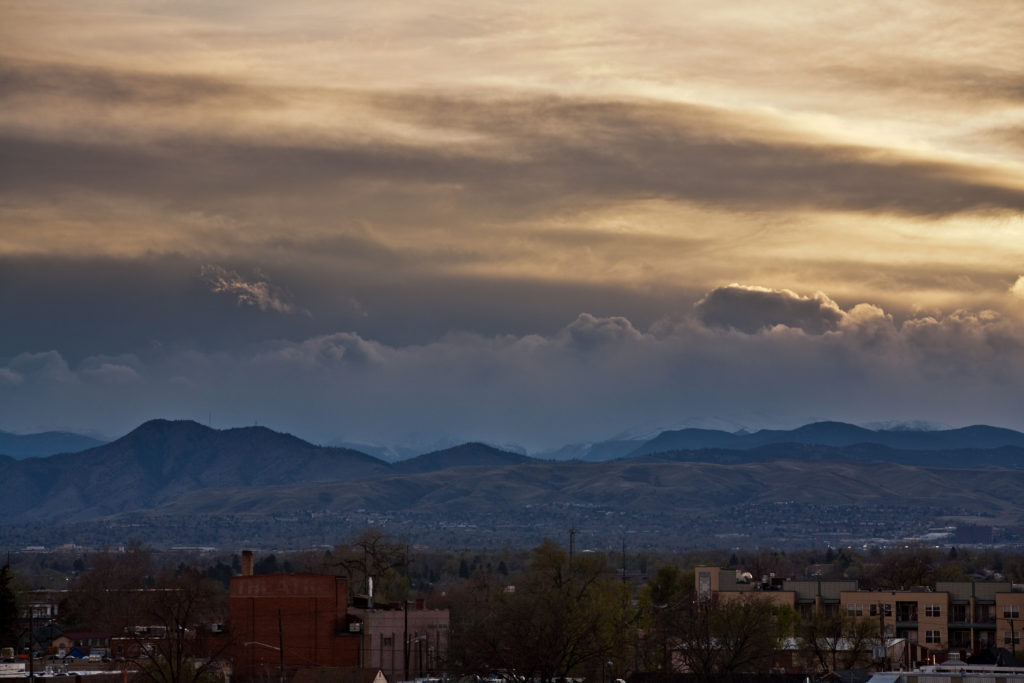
top-left (241, 550), bottom-right (254, 577)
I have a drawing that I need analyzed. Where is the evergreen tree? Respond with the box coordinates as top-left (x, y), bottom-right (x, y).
top-left (0, 563), bottom-right (19, 649)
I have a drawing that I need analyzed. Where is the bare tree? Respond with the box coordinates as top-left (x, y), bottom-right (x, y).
top-left (332, 530), bottom-right (410, 601)
top-left (62, 542), bottom-right (155, 634)
top-left (122, 569), bottom-right (230, 683)
top-left (450, 540), bottom-right (631, 683)
top-left (674, 595), bottom-right (791, 682)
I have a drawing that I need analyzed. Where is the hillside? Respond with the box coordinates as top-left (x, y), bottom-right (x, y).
top-left (639, 442), bottom-right (1024, 469)
top-left (628, 421), bottom-right (1024, 457)
top-left (0, 419), bottom-right (389, 522)
top-left (0, 428), bottom-right (106, 459)
top-left (3, 419), bottom-right (1024, 550)
top-left (391, 442), bottom-right (538, 474)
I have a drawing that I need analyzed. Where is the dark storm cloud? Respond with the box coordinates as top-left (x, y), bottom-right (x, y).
top-left (819, 60), bottom-right (1024, 106)
top-left (0, 57), bottom-right (271, 108)
top-left (694, 284), bottom-right (846, 334)
top-left (560, 313), bottom-right (642, 351)
top-left (356, 93), bottom-right (1024, 216)
top-left (0, 253), bottom-right (685, 361)
top-left (4, 66), bottom-right (1024, 220)
top-left (0, 255), bottom-right (323, 362)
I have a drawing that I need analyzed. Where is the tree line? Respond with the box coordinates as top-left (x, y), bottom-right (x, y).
top-left (4, 536), bottom-right (1024, 682)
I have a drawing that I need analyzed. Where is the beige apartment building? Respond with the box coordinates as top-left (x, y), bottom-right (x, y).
top-left (696, 566), bottom-right (1024, 655)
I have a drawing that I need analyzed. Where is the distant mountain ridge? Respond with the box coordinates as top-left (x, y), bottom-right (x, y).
top-left (638, 441), bottom-right (1024, 469)
top-left (0, 428), bottom-right (106, 459)
top-left (0, 419), bottom-right (389, 522)
top-left (391, 442), bottom-right (538, 474)
top-left (626, 420), bottom-right (1024, 458)
top-left (4, 418), bottom-right (1024, 549)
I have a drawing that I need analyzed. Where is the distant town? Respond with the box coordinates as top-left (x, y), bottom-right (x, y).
top-left (6, 535), bottom-right (1024, 683)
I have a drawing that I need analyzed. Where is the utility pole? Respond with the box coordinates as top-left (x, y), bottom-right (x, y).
top-left (403, 599), bottom-right (409, 682)
top-left (27, 605), bottom-right (33, 680)
top-left (878, 601), bottom-right (889, 670)
top-left (278, 609), bottom-right (285, 683)
top-left (621, 538), bottom-right (627, 584)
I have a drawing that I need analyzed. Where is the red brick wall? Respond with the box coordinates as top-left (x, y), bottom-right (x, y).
top-left (229, 575), bottom-right (360, 679)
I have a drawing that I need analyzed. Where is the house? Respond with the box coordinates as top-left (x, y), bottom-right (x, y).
top-left (51, 632), bottom-right (110, 658)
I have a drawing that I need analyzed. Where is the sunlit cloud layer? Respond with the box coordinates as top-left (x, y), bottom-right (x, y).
top-left (2, 1), bottom-right (1024, 446)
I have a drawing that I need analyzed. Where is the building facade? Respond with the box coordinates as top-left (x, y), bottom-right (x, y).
top-left (696, 566), bottom-right (1024, 659)
top-left (228, 554), bottom-right (450, 683)
top-left (230, 573), bottom-right (362, 680)
top-left (349, 600), bottom-right (450, 683)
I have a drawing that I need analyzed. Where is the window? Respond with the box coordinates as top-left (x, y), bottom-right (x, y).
top-left (925, 630), bottom-right (941, 644)
top-left (1005, 631), bottom-right (1021, 645)
top-left (846, 603), bottom-right (862, 616)
top-left (870, 603), bottom-right (892, 617)
top-left (698, 572), bottom-right (712, 603)
top-left (1005, 605), bottom-right (1021, 619)
top-left (925, 604), bottom-right (941, 618)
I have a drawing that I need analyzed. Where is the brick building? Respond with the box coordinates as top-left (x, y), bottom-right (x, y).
top-left (230, 572), bottom-right (361, 681)
top-left (228, 552), bottom-right (450, 683)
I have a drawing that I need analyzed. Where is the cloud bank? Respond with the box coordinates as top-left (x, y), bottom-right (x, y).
top-left (3, 285), bottom-right (1024, 450)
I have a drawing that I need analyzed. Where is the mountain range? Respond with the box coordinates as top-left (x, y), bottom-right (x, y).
top-left (625, 421), bottom-right (1024, 458)
top-left (8, 419), bottom-right (1024, 462)
top-left (0, 428), bottom-right (106, 459)
top-left (3, 418), bottom-right (1024, 551)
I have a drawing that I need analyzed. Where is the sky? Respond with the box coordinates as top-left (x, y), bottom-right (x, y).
top-left (2, 1), bottom-right (1024, 452)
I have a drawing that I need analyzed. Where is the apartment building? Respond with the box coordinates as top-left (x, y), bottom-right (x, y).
top-left (696, 566), bottom-right (1024, 656)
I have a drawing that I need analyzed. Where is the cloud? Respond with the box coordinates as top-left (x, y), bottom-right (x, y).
top-left (2, 3), bottom-right (1024, 448)
top-left (694, 284), bottom-right (845, 334)
top-left (80, 357), bottom-right (143, 385)
top-left (256, 333), bottom-right (384, 368)
top-left (8, 351), bottom-right (75, 383)
top-left (560, 313), bottom-right (642, 351)
top-left (5, 91), bottom-right (1023, 222)
top-left (0, 368), bottom-right (22, 386)
top-left (200, 264), bottom-right (298, 314)
top-left (5, 286), bottom-right (1024, 450)
top-left (1012, 275), bottom-right (1024, 299)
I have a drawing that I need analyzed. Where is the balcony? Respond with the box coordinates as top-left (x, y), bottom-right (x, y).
top-left (896, 611), bottom-right (918, 627)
